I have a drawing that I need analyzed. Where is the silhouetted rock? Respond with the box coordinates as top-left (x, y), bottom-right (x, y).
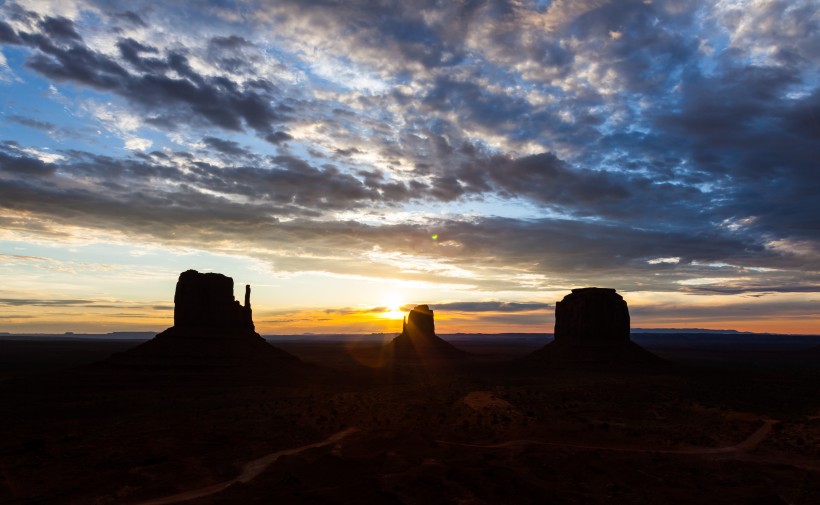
top-left (107, 270), bottom-right (300, 370)
top-left (554, 288), bottom-right (630, 343)
top-left (526, 288), bottom-right (663, 367)
top-left (385, 305), bottom-right (469, 361)
top-left (174, 269), bottom-right (254, 331)
top-left (406, 304), bottom-right (436, 337)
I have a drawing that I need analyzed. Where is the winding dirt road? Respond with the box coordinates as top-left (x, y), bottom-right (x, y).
top-left (131, 427), bottom-right (358, 505)
top-left (131, 416), bottom-right (816, 504)
top-left (439, 419), bottom-right (780, 455)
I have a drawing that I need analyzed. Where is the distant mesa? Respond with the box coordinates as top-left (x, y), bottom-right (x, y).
top-left (174, 269), bottom-right (254, 331)
top-left (554, 287), bottom-right (630, 344)
top-left (527, 288), bottom-right (662, 367)
top-left (108, 270), bottom-right (299, 369)
top-left (385, 304), bottom-right (469, 361)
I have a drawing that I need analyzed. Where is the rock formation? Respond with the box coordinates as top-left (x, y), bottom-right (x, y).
top-left (108, 270), bottom-right (299, 369)
top-left (554, 288), bottom-right (630, 343)
top-left (385, 304), bottom-right (468, 361)
top-left (527, 288), bottom-right (662, 367)
top-left (173, 270), bottom-right (254, 331)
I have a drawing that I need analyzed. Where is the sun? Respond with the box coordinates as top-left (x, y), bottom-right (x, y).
top-left (381, 298), bottom-right (406, 320)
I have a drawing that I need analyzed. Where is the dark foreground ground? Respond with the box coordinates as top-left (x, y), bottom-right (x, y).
top-left (1, 333), bottom-right (820, 504)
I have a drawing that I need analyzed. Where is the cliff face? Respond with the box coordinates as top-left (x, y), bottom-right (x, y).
top-left (173, 270), bottom-right (254, 331)
top-left (554, 288), bottom-right (630, 343)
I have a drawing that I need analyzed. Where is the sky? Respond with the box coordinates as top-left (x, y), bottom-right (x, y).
top-left (0, 0), bottom-right (818, 335)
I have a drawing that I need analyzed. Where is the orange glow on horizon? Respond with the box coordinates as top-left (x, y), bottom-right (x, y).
top-left (1, 299), bottom-right (818, 336)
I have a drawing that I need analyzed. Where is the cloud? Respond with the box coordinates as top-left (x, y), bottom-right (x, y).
top-left (3, 139), bottom-right (812, 295)
top-left (631, 298), bottom-right (820, 323)
top-left (0, 20), bottom-right (21, 44)
top-left (0, 145), bottom-right (57, 175)
top-left (111, 10), bottom-right (146, 28)
top-left (5, 114), bottom-right (59, 132)
top-left (201, 136), bottom-right (250, 158)
top-left (0, 297), bottom-right (164, 309)
top-left (0, 252), bottom-right (55, 263)
top-left (0, 298), bottom-right (96, 306)
top-left (404, 301), bottom-right (552, 313)
top-left (8, 15), bottom-right (291, 141)
top-left (38, 15), bottom-right (82, 42)
top-left (0, 48), bottom-right (18, 82)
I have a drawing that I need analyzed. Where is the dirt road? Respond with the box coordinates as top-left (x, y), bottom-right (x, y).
top-left (131, 427), bottom-right (358, 505)
top-left (439, 419), bottom-right (779, 455)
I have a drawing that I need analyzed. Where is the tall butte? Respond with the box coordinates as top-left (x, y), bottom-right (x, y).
top-left (109, 270), bottom-right (299, 369)
top-left (527, 288), bottom-right (661, 366)
top-left (385, 304), bottom-right (469, 361)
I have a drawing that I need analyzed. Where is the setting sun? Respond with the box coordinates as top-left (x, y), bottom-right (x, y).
top-left (381, 299), bottom-right (406, 320)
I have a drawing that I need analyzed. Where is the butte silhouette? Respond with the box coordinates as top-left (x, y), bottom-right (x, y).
top-left (108, 270), bottom-right (300, 370)
top-left (526, 287), bottom-right (662, 367)
top-left (384, 304), bottom-right (469, 361)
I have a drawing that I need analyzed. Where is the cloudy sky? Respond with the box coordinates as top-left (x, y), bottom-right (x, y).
top-left (0, 0), bottom-right (818, 335)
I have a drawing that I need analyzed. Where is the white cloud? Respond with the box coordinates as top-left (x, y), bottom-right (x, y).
top-left (647, 257), bottom-right (681, 265)
top-left (20, 147), bottom-right (65, 164)
top-left (310, 57), bottom-right (389, 95)
top-left (124, 137), bottom-right (153, 151)
top-left (0, 50), bottom-right (19, 83)
top-left (84, 101), bottom-right (155, 151)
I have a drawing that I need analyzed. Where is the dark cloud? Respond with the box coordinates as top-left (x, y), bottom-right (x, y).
top-left (0, 298), bottom-right (93, 306)
top-left (208, 35), bottom-right (254, 50)
top-left (24, 40), bottom-right (131, 90)
top-left (681, 285), bottom-right (820, 296)
top-left (631, 299), bottom-right (820, 323)
top-left (5, 114), bottom-right (58, 132)
top-left (265, 131), bottom-right (293, 144)
top-left (487, 152), bottom-right (630, 208)
top-left (111, 11), bottom-right (147, 27)
top-left (333, 147), bottom-right (362, 157)
top-left (116, 37), bottom-right (161, 71)
top-left (38, 16), bottom-right (82, 42)
top-left (268, 0), bottom-right (471, 71)
top-left (205, 35), bottom-right (266, 74)
top-left (12, 18), bottom-right (288, 139)
top-left (568, 0), bottom-right (697, 93)
top-left (422, 77), bottom-right (532, 131)
top-left (0, 143), bottom-right (413, 221)
top-left (0, 148), bottom-right (57, 176)
top-left (0, 20), bottom-right (20, 44)
top-left (201, 136), bottom-right (250, 157)
top-left (405, 302), bottom-right (552, 313)
top-left (3, 141), bottom-right (810, 296)
top-left (652, 63), bottom-right (820, 244)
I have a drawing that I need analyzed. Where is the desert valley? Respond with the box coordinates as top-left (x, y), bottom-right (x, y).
top-left (2, 271), bottom-right (819, 504)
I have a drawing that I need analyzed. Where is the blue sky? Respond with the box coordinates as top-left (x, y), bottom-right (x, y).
top-left (0, 0), bottom-right (818, 334)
